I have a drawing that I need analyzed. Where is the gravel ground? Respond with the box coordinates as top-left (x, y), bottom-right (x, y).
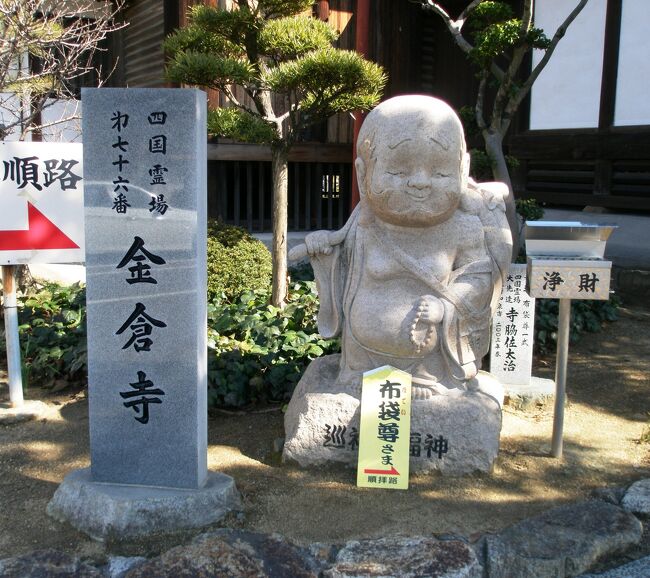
top-left (1, 302), bottom-right (649, 569)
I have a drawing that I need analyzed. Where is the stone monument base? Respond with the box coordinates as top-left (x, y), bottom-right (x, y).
top-left (283, 355), bottom-right (503, 475)
top-left (504, 376), bottom-right (555, 410)
top-left (47, 468), bottom-right (241, 541)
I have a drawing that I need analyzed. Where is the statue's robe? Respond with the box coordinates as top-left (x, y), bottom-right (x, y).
top-left (309, 182), bottom-right (512, 394)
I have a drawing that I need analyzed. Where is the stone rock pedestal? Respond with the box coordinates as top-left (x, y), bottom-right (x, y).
top-left (47, 468), bottom-right (240, 541)
top-left (283, 355), bottom-right (503, 475)
top-left (504, 376), bottom-right (555, 410)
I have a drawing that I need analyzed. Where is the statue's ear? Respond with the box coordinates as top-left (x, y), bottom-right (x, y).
top-left (355, 157), bottom-right (367, 197)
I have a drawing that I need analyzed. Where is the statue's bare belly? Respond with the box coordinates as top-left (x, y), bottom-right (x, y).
top-left (348, 240), bottom-right (452, 358)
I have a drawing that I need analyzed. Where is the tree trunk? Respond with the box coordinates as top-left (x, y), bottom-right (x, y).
top-left (270, 145), bottom-right (289, 307)
top-left (16, 265), bottom-right (34, 294)
top-left (483, 130), bottom-right (520, 261)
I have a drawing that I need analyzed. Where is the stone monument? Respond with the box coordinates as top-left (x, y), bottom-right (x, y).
top-left (490, 263), bottom-right (555, 409)
top-left (283, 95), bottom-right (513, 474)
top-left (47, 88), bottom-right (239, 540)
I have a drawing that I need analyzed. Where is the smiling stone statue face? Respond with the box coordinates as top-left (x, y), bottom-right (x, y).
top-left (356, 96), bottom-right (468, 227)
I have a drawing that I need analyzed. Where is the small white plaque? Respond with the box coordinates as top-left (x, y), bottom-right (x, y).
top-left (490, 264), bottom-right (535, 386)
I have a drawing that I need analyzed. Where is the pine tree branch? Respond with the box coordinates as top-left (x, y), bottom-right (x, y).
top-left (490, 42), bottom-right (527, 133)
top-left (420, 2), bottom-right (474, 56)
top-left (221, 84), bottom-right (259, 116)
top-left (520, 0), bottom-right (533, 36)
top-left (458, 0), bottom-right (485, 24)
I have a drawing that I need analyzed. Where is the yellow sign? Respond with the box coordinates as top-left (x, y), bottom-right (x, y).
top-left (356, 366), bottom-right (412, 490)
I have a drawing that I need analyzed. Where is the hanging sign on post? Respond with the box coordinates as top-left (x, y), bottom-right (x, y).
top-left (0, 141), bottom-right (84, 264)
top-left (0, 141), bottom-right (84, 408)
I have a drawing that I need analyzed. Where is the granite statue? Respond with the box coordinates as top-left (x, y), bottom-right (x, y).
top-left (290, 95), bottom-right (512, 399)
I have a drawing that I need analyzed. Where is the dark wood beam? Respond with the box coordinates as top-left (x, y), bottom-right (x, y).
top-left (517, 190), bottom-right (650, 211)
top-left (598, 0), bottom-right (623, 130)
top-left (207, 142), bottom-right (353, 163)
top-left (315, 0), bottom-right (330, 21)
top-left (510, 128), bottom-right (650, 161)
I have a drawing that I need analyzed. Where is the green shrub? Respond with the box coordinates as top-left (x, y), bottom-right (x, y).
top-left (467, 147), bottom-right (520, 183)
top-left (207, 220), bottom-right (272, 303)
top-left (534, 296), bottom-right (621, 354)
top-left (5, 275), bottom-right (619, 405)
top-left (288, 261), bottom-right (315, 282)
top-left (516, 198), bottom-right (544, 222)
top-left (4, 282), bottom-right (88, 388)
top-left (207, 107), bottom-right (276, 144)
top-left (207, 281), bottom-right (340, 407)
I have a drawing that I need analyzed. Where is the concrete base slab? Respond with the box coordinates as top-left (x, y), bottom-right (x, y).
top-left (504, 376), bottom-right (555, 410)
top-left (46, 468), bottom-right (241, 542)
top-left (0, 400), bottom-right (57, 424)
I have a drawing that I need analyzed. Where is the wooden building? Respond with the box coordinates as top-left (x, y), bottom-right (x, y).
top-left (510, 0), bottom-right (650, 212)
top-left (106, 0), bottom-right (649, 232)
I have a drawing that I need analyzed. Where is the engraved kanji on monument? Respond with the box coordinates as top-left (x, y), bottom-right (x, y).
top-left (82, 89), bottom-right (208, 488)
top-left (490, 264), bottom-right (535, 386)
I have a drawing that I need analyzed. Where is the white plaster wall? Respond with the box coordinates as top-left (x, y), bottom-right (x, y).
top-left (41, 98), bottom-right (82, 142)
top-left (529, 0), bottom-right (607, 130)
top-left (614, 0), bottom-right (650, 126)
top-left (0, 96), bottom-right (80, 141)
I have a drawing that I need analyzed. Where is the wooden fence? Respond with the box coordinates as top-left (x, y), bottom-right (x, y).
top-left (207, 142), bottom-right (353, 232)
top-left (511, 129), bottom-right (650, 210)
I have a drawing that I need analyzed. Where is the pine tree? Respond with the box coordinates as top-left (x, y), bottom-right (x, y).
top-left (0, 0), bottom-right (125, 141)
top-left (165, 0), bottom-right (386, 306)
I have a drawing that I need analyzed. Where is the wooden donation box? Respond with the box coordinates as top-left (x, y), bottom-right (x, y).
top-left (525, 221), bottom-right (616, 301)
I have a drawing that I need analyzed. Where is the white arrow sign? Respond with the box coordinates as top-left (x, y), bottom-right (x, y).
top-left (0, 141), bottom-right (84, 264)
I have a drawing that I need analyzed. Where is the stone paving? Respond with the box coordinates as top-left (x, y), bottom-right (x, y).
top-left (1, 478), bottom-right (649, 578)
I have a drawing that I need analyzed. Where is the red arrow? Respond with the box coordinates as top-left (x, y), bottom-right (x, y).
top-left (0, 202), bottom-right (79, 251)
top-left (363, 466), bottom-right (400, 476)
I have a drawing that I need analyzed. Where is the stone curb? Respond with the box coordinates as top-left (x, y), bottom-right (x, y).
top-left (3, 479), bottom-right (649, 577)
top-left (579, 555), bottom-right (650, 578)
top-left (612, 267), bottom-right (650, 295)
top-left (479, 500), bottom-right (642, 578)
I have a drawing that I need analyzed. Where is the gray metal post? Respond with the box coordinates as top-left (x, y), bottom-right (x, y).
top-left (2, 265), bottom-right (24, 407)
top-left (551, 298), bottom-right (571, 458)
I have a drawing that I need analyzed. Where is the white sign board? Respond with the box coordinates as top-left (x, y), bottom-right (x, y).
top-left (490, 264), bottom-right (535, 385)
top-left (528, 258), bottom-right (611, 300)
top-left (0, 141), bottom-right (84, 264)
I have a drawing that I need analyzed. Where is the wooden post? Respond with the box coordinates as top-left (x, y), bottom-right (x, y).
top-left (2, 265), bottom-right (24, 407)
top-left (551, 298), bottom-right (571, 458)
top-left (351, 0), bottom-right (370, 209)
